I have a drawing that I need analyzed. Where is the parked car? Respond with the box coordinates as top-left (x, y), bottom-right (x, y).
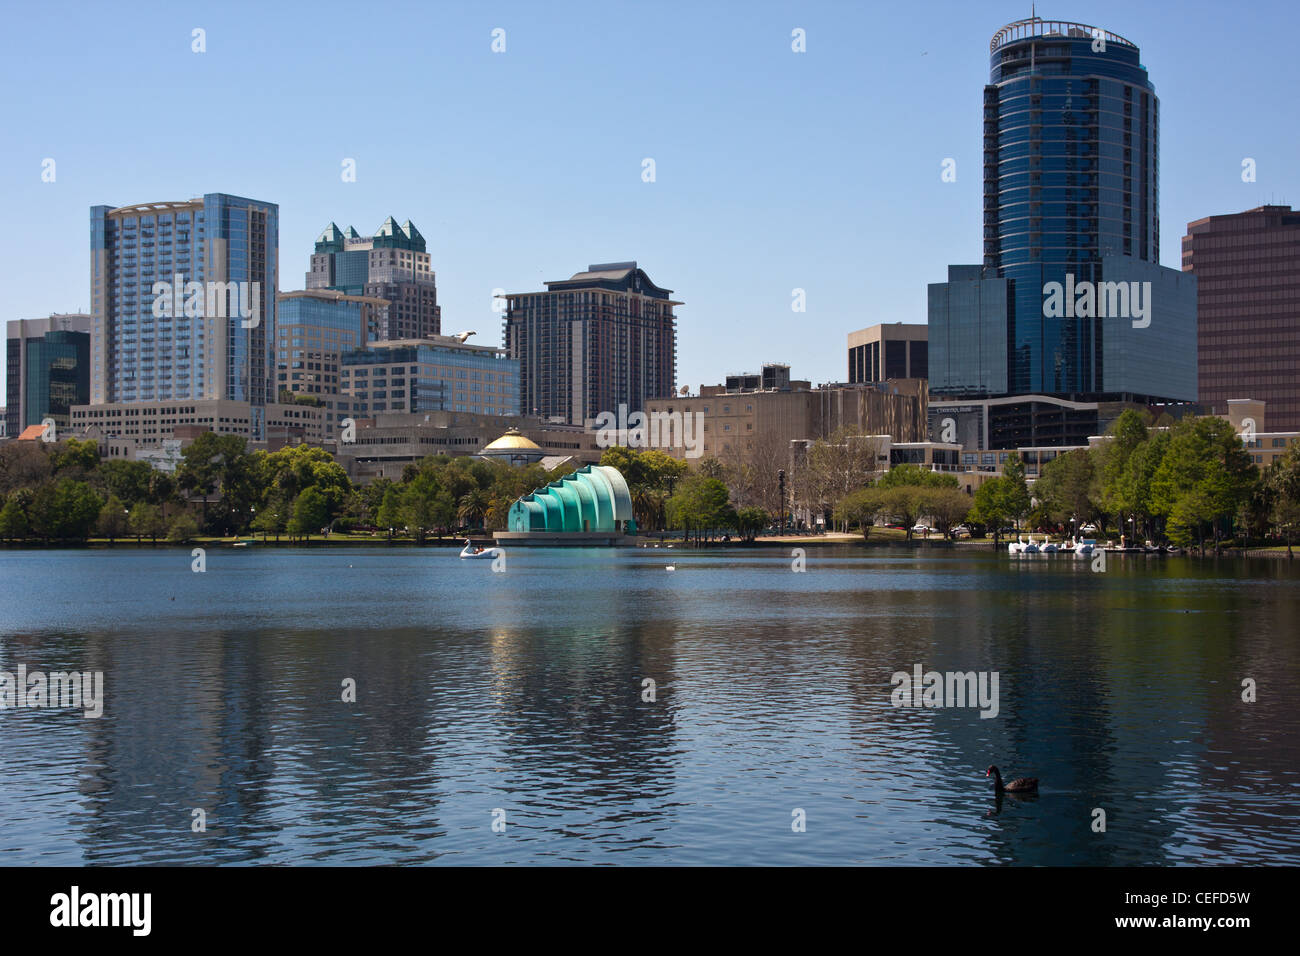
top-left (912, 524), bottom-right (934, 534)
top-left (1081, 523), bottom-right (1099, 533)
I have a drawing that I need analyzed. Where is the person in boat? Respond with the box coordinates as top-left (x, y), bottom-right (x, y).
top-left (464, 537), bottom-right (486, 555)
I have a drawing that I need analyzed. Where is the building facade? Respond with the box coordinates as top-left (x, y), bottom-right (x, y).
top-left (89, 194), bottom-right (279, 438)
top-left (334, 410), bottom-right (600, 484)
top-left (928, 18), bottom-right (1196, 413)
top-left (504, 262), bottom-right (679, 425)
top-left (847, 323), bottom-right (928, 385)
top-left (644, 369), bottom-right (927, 462)
top-left (306, 218), bottom-right (440, 339)
top-left (340, 336), bottom-right (520, 419)
top-left (929, 394), bottom-right (1105, 451)
top-left (6, 313), bottom-right (91, 435)
top-left (1183, 205), bottom-right (1300, 432)
top-left (71, 398), bottom-right (326, 448)
top-left (276, 290), bottom-right (387, 437)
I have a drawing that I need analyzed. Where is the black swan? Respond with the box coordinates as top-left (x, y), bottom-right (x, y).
top-left (986, 765), bottom-right (1038, 793)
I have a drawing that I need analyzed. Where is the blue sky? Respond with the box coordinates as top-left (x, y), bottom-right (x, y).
top-left (2, 0), bottom-right (1297, 403)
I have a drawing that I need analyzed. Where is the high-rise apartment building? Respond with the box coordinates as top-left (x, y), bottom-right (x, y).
top-left (1183, 205), bottom-right (1300, 432)
top-left (504, 262), bottom-right (679, 425)
top-left (306, 218), bottom-right (440, 339)
top-left (89, 194), bottom-right (278, 438)
top-left (928, 18), bottom-right (1196, 415)
top-left (5, 314), bottom-right (91, 434)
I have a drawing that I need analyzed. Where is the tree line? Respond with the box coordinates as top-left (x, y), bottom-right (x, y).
top-left (0, 433), bottom-right (571, 545)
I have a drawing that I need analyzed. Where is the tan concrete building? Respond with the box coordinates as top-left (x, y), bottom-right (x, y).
top-left (71, 398), bottom-right (327, 449)
top-left (334, 410), bottom-right (601, 483)
top-left (1221, 398), bottom-right (1299, 468)
top-left (644, 369), bottom-right (928, 463)
top-left (847, 323), bottom-right (928, 385)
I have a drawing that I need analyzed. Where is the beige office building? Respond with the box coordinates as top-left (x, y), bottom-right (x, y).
top-left (847, 323), bottom-right (928, 385)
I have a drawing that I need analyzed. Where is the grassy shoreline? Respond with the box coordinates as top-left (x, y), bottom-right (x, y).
top-left (1, 528), bottom-right (1296, 558)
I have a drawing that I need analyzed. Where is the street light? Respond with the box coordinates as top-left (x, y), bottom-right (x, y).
top-left (778, 469), bottom-right (786, 536)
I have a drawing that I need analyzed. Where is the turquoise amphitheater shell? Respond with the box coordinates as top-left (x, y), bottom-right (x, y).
top-left (507, 465), bottom-right (634, 533)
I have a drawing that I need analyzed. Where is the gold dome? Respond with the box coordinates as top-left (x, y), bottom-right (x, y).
top-left (482, 428), bottom-right (542, 452)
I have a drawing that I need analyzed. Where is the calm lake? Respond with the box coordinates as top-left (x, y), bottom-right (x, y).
top-left (1, 544), bottom-right (1297, 865)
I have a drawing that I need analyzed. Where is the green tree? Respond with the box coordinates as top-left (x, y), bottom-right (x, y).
top-left (177, 432), bottom-right (259, 534)
top-left (50, 438), bottom-right (100, 475)
top-left (733, 506), bottom-right (768, 542)
top-left (872, 467), bottom-right (962, 540)
top-left (287, 486), bottom-right (330, 539)
top-left (1034, 449), bottom-right (1096, 528)
top-left (376, 487), bottom-right (405, 537)
top-left (129, 502), bottom-right (167, 545)
top-left (834, 487), bottom-right (884, 539)
top-left (922, 487), bottom-right (974, 539)
top-left (96, 459), bottom-right (153, 505)
top-left (1267, 443), bottom-right (1300, 557)
top-left (259, 444), bottom-right (351, 517)
top-left (96, 494), bottom-right (130, 543)
top-left (402, 472), bottom-right (455, 544)
top-left (667, 475), bottom-right (733, 545)
top-left (876, 485), bottom-right (927, 539)
top-left (166, 513), bottom-right (200, 543)
top-left (0, 493), bottom-right (31, 541)
top-left (1097, 409), bottom-right (1150, 524)
top-left (251, 498), bottom-right (287, 539)
top-left (1151, 417), bottom-right (1256, 553)
top-left (999, 453), bottom-right (1031, 529)
top-left (457, 487), bottom-right (492, 530)
top-left (970, 478), bottom-right (1013, 547)
top-left (30, 479), bottom-right (103, 541)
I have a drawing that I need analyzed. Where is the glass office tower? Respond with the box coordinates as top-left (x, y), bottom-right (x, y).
top-left (6, 314), bottom-right (91, 435)
top-left (930, 18), bottom-right (1196, 406)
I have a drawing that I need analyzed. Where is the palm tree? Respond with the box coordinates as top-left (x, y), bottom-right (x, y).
top-left (457, 488), bottom-right (491, 530)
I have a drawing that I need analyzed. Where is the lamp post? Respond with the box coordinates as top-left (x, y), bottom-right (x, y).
top-left (778, 469), bottom-right (786, 536)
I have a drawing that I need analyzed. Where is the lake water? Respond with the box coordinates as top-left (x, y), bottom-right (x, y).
top-left (1, 544), bottom-right (1297, 865)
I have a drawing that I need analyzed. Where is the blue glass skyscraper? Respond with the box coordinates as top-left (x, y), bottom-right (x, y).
top-left (929, 18), bottom-right (1196, 407)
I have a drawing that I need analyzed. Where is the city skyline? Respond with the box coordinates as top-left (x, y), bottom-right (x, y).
top-left (3, 0), bottom-right (1298, 406)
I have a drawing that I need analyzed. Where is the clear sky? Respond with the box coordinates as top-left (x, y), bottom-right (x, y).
top-left (2, 0), bottom-right (1297, 404)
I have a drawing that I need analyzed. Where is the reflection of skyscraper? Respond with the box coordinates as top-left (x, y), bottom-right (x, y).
top-left (930, 18), bottom-right (1196, 411)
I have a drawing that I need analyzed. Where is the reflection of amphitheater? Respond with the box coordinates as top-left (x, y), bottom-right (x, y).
top-left (496, 465), bottom-right (636, 546)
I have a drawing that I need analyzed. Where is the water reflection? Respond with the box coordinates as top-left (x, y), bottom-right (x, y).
top-left (0, 547), bottom-right (1297, 864)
